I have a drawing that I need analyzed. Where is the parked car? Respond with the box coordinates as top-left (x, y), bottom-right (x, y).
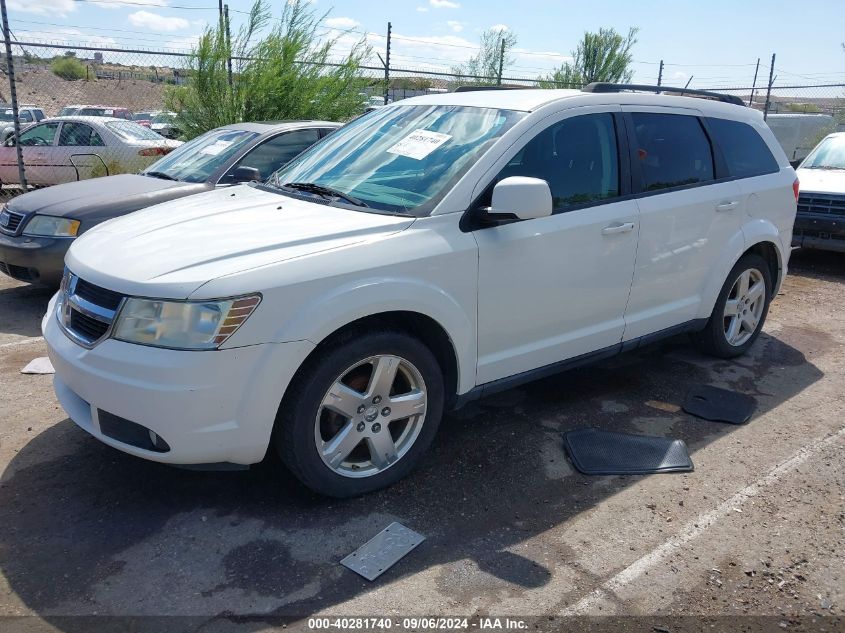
top-left (0, 104), bottom-right (47, 142)
top-left (42, 86), bottom-right (796, 497)
top-left (0, 120), bottom-right (339, 285)
top-left (131, 111), bottom-right (155, 128)
top-left (149, 111), bottom-right (180, 139)
top-left (58, 105), bottom-right (133, 120)
top-left (765, 113), bottom-right (836, 167)
top-left (0, 116), bottom-right (181, 189)
top-left (792, 132), bottom-right (845, 252)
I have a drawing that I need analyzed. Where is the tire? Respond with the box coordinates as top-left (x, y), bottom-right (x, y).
top-left (692, 253), bottom-right (772, 359)
top-left (275, 330), bottom-right (445, 498)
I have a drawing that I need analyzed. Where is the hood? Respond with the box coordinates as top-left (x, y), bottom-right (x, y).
top-left (795, 167), bottom-right (845, 196)
top-left (66, 184), bottom-right (416, 299)
top-left (6, 174), bottom-right (210, 224)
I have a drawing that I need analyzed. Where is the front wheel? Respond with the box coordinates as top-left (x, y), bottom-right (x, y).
top-left (692, 253), bottom-right (772, 359)
top-left (275, 331), bottom-right (444, 498)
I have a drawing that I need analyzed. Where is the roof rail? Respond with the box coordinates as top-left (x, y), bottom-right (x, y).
top-left (453, 85), bottom-right (527, 92)
top-left (582, 82), bottom-right (745, 106)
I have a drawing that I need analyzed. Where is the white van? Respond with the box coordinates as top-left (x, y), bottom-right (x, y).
top-left (765, 113), bottom-right (836, 167)
top-left (43, 85), bottom-right (798, 497)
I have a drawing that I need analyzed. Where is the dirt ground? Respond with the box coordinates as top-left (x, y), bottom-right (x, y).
top-left (0, 248), bottom-right (843, 632)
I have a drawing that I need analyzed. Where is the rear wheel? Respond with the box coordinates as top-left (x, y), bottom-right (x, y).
top-left (692, 253), bottom-right (772, 358)
top-left (275, 331), bottom-right (444, 497)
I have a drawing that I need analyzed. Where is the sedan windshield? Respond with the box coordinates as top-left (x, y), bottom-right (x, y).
top-left (269, 105), bottom-right (525, 214)
top-left (0, 110), bottom-right (15, 122)
top-left (142, 128), bottom-right (258, 183)
top-left (802, 135), bottom-right (845, 170)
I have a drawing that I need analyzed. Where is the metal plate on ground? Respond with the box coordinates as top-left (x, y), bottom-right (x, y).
top-left (563, 427), bottom-right (694, 475)
top-left (340, 522), bottom-right (425, 581)
top-left (682, 384), bottom-right (756, 424)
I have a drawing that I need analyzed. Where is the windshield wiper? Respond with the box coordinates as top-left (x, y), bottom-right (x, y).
top-left (283, 182), bottom-right (368, 207)
top-left (144, 170), bottom-right (178, 181)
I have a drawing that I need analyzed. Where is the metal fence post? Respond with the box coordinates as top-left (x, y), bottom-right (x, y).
top-left (748, 57), bottom-right (760, 107)
top-left (764, 53), bottom-right (776, 121)
top-left (657, 59), bottom-right (664, 86)
top-left (224, 4), bottom-right (233, 87)
top-left (383, 22), bottom-right (391, 105)
top-left (1, 0), bottom-right (26, 190)
top-left (497, 37), bottom-right (505, 85)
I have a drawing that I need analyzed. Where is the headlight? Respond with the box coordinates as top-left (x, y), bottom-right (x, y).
top-left (112, 294), bottom-right (261, 350)
top-left (23, 215), bottom-right (80, 237)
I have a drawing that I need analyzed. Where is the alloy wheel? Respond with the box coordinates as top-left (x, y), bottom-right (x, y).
top-left (723, 268), bottom-right (766, 347)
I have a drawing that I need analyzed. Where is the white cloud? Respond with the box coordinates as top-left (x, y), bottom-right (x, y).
top-left (96, 0), bottom-right (168, 8)
top-left (446, 20), bottom-right (463, 33)
top-left (325, 16), bottom-right (360, 29)
top-left (429, 0), bottom-right (460, 8)
top-left (7, 0), bottom-right (75, 17)
top-left (128, 10), bottom-right (190, 32)
top-left (490, 23), bottom-right (509, 32)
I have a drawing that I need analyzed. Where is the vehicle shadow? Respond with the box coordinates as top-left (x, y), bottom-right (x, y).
top-left (0, 329), bottom-right (825, 629)
top-left (0, 281), bottom-right (54, 339)
top-left (787, 247), bottom-right (845, 280)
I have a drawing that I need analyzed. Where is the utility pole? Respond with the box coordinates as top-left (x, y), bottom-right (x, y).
top-left (383, 22), bottom-right (391, 105)
top-left (764, 53), bottom-right (775, 121)
top-left (224, 4), bottom-right (233, 87)
top-left (657, 59), bottom-right (664, 86)
top-left (218, 0), bottom-right (224, 28)
top-left (0, 0), bottom-right (26, 189)
top-left (497, 36), bottom-right (505, 85)
top-left (748, 57), bottom-right (760, 107)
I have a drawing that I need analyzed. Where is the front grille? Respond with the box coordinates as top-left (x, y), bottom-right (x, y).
top-left (797, 193), bottom-right (845, 217)
top-left (75, 277), bottom-right (124, 310)
top-left (59, 272), bottom-right (125, 347)
top-left (0, 209), bottom-right (25, 235)
top-left (69, 309), bottom-right (110, 340)
top-left (794, 228), bottom-right (845, 242)
top-left (0, 261), bottom-right (36, 281)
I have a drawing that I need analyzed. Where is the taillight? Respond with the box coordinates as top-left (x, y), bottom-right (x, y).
top-left (138, 147), bottom-right (169, 157)
top-left (793, 178), bottom-right (800, 202)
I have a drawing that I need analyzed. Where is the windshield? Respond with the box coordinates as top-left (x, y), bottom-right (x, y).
top-left (142, 128), bottom-right (258, 182)
top-left (133, 112), bottom-right (153, 120)
top-left (0, 110), bottom-right (14, 122)
top-left (802, 135), bottom-right (845, 170)
top-left (151, 113), bottom-right (175, 124)
top-left (106, 120), bottom-right (165, 142)
top-left (269, 104), bottom-right (524, 214)
top-left (59, 107), bottom-right (79, 116)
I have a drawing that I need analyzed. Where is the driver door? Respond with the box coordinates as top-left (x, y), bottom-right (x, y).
top-left (473, 107), bottom-right (640, 384)
top-left (13, 122), bottom-right (60, 186)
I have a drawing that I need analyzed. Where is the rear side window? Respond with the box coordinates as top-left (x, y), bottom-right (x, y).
top-left (631, 112), bottom-right (714, 191)
top-left (706, 117), bottom-right (779, 178)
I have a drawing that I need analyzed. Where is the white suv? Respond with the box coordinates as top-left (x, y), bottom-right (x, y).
top-left (43, 85), bottom-right (798, 497)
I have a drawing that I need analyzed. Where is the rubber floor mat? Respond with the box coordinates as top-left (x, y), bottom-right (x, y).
top-left (682, 384), bottom-right (756, 425)
top-left (563, 427), bottom-right (694, 475)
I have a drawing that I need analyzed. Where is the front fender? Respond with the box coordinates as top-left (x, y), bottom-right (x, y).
top-left (271, 277), bottom-right (477, 394)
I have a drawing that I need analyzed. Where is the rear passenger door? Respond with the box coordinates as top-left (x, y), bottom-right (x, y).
top-left (622, 107), bottom-right (744, 340)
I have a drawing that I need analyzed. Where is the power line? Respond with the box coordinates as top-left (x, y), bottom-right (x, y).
top-left (71, 0), bottom-right (216, 9)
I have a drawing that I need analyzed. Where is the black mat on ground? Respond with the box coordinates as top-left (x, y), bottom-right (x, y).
top-left (682, 384), bottom-right (756, 425)
top-left (563, 427), bottom-right (694, 475)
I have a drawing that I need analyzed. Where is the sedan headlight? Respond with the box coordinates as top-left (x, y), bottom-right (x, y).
top-left (113, 295), bottom-right (261, 350)
top-left (23, 215), bottom-right (80, 237)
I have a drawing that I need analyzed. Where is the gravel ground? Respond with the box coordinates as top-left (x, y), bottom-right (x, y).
top-left (0, 249), bottom-right (843, 632)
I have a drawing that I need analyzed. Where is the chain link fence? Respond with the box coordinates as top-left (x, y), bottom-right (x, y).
top-left (0, 41), bottom-right (843, 202)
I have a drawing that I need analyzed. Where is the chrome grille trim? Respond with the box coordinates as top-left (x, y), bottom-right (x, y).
top-left (0, 209), bottom-right (26, 235)
top-left (797, 193), bottom-right (845, 217)
top-left (57, 271), bottom-right (126, 348)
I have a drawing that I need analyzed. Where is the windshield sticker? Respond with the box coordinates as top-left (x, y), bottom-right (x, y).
top-left (199, 139), bottom-right (234, 156)
top-left (387, 129), bottom-right (452, 160)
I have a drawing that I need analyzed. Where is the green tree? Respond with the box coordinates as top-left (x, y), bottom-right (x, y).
top-left (451, 27), bottom-right (518, 85)
top-left (166, 0), bottom-right (370, 139)
top-left (51, 56), bottom-right (87, 81)
top-left (539, 27), bottom-right (638, 88)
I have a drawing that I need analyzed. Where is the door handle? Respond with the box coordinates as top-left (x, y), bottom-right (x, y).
top-left (716, 200), bottom-right (739, 212)
top-left (601, 222), bottom-right (635, 235)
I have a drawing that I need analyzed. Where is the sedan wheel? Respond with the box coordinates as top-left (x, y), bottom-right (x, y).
top-left (316, 355), bottom-right (427, 478)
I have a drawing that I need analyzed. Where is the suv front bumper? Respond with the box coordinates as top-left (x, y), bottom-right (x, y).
top-left (0, 232), bottom-right (68, 285)
top-left (42, 293), bottom-right (315, 465)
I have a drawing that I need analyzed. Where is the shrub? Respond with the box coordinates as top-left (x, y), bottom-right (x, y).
top-left (51, 56), bottom-right (87, 81)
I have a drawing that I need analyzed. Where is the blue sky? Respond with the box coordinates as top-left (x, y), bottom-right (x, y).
top-left (8, 0), bottom-right (845, 88)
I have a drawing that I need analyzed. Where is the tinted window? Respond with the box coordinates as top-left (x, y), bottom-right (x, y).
top-left (231, 129), bottom-right (320, 181)
top-left (631, 113), bottom-right (714, 191)
top-left (19, 111), bottom-right (32, 123)
top-left (495, 113), bottom-right (620, 211)
top-left (18, 122), bottom-right (59, 146)
top-left (707, 118), bottom-right (779, 178)
top-left (59, 122), bottom-right (105, 147)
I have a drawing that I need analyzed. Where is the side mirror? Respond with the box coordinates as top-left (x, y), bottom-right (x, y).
top-left (489, 176), bottom-right (553, 221)
top-left (233, 165), bottom-right (261, 183)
